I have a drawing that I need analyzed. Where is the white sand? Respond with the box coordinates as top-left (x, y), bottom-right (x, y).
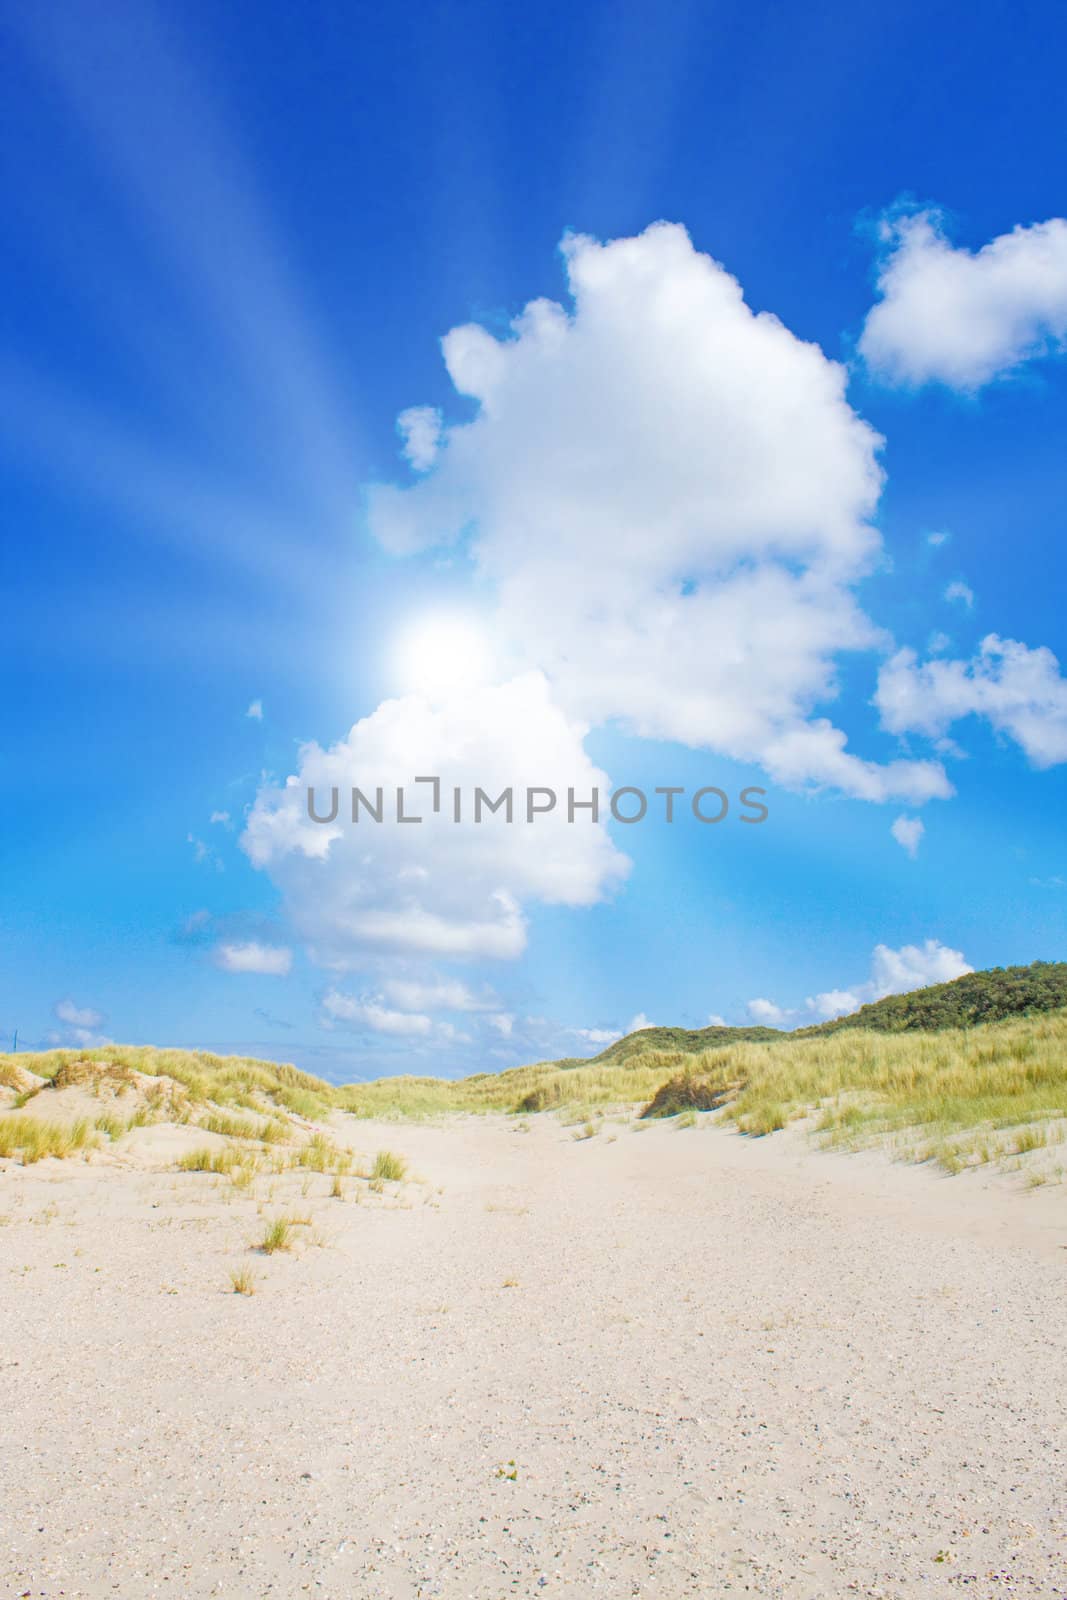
top-left (1, 1113), bottom-right (1065, 1598)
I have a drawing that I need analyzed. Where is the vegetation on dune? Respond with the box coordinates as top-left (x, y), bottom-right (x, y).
top-left (0, 1044), bottom-right (337, 1122)
top-left (640, 1068), bottom-right (742, 1118)
top-left (593, 961), bottom-right (1067, 1062)
top-left (0, 1115), bottom-right (97, 1163)
top-left (689, 1012), bottom-right (1067, 1166)
top-left (1, 965), bottom-right (1065, 1177)
top-left (796, 961), bottom-right (1067, 1035)
top-left (593, 1023), bottom-right (782, 1064)
top-left (371, 1149), bottom-right (408, 1182)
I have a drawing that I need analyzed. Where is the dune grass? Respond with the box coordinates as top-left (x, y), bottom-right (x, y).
top-left (335, 1012), bottom-right (1067, 1174)
top-left (4, 1007), bottom-right (1065, 1179)
top-left (0, 1115), bottom-right (97, 1164)
top-left (371, 1149), bottom-right (408, 1182)
top-left (257, 1216), bottom-right (294, 1253)
top-left (0, 1045), bottom-right (336, 1121)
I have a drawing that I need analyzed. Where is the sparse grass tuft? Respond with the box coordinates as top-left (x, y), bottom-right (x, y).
top-left (257, 1216), bottom-right (294, 1253)
top-left (230, 1267), bottom-right (256, 1295)
top-left (371, 1149), bottom-right (407, 1182)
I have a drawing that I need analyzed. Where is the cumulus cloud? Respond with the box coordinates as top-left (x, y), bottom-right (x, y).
top-left (807, 939), bottom-right (971, 1019)
top-left (804, 988), bottom-right (861, 1021)
top-left (746, 997), bottom-right (791, 1026)
top-left (750, 938), bottom-right (973, 1025)
top-left (321, 990), bottom-right (433, 1035)
top-left (626, 1013), bottom-right (656, 1034)
top-left (867, 939), bottom-right (971, 996)
top-left (569, 1025), bottom-right (622, 1046)
top-left (381, 977), bottom-right (500, 1013)
top-left (891, 815), bottom-right (925, 857)
top-left (944, 580), bottom-right (974, 608)
top-left (365, 223), bottom-right (948, 806)
top-left (707, 1013), bottom-right (727, 1026)
top-left (877, 635), bottom-right (1067, 768)
top-left (241, 672), bottom-right (629, 966)
top-left (860, 210), bottom-right (1067, 389)
top-left (215, 941), bottom-right (292, 975)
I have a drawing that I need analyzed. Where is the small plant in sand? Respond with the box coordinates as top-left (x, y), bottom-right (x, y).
top-left (257, 1216), bottom-right (294, 1253)
top-left (371, 1149), bottom-right (407, 1182)
top-left (571, 1120), bottom-right (597, 1141)
top-left (330, 1174), bottom-right (344, 1198)
top-left (230, 1268), bottom-right (256, 1295)
top-left (94, 1112), bottom-right (128, 1140)
top-left (230, 1159), bottom-right (260, 1192)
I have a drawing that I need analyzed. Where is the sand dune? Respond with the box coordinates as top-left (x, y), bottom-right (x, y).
top-left (1, 1112), bottom-right (1065, 1598)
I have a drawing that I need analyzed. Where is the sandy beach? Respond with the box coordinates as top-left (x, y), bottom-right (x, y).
top-left (2, 1113), bottom-right (1065, 1599)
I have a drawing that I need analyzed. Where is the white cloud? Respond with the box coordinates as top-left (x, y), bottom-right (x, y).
top-left (242, 672), bottom-right (629, 966)
top-left (627, 1013), bottom-right (656, 1034)
top-left (571, 1025), bottom-right (622, 1046)
top-left (707, 1013), bottom-right (727, 1026)
top-left (746, 998), bottom-right (791, 1026)
top-left (944, 580), bottom-right (974, 608)
top-left (51, 998), bottom-right (109, 1049)
top-left (877, 635), bottom-right (1067, 768)
top-left (804, 988), bottom-right (861, 1021)
top-left (321, 989), bottom-right (433, 1035)
top-left (860, 210), bottom-right (1067, 389)
top-left (246, 699), bottom-right (263, 721)
top-left (382, 977), bottom-right (500, 1013)
top-left (867, 939), bottom-right (971, 996)
top-left (927, 530), bottom-right (951, 547)
top-left (215, 941), bottom-right (292, 976)
top-left (55, 998), bottom-right (105, 1029)
top-left (891, 815), bottom-right (925, 857)
top-left (489, 1013), bottom-right (515, 1037)
top-left (209, 810), bottom-right (232, 828)
top-left (397, 405), bottom-right (442, 472)
top-left (366, 222), bottom-right (948, 805)
top-left (753, 938), bottom-right (973, 1026)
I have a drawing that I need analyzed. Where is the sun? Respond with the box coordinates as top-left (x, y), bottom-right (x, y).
top-left (394, 613), bottom-right (494, 698)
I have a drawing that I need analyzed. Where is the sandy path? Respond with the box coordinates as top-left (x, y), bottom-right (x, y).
top-left (1, 1115), bottom-right (1065, 1598)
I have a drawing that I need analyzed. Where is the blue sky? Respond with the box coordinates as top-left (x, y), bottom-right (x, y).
top-left (2, 0), bottom-right (1066, 1079)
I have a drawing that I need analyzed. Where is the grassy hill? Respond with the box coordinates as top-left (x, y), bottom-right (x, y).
top-left (592, 1022), bottom-right (782, 1064)
top-left (590, 962), bottom-right (1067, 1065)
top-left (797, 960), bottom-right (1067, 1035)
